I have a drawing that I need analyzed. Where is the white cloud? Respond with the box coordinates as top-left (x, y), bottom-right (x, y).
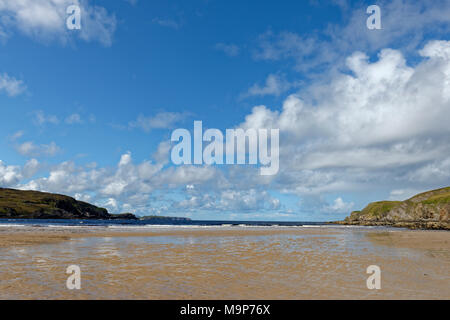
top-left (220, 189), bottom-right (281, 211)
top-left (0, 159), bottom-right (38, 187)
top-left (405, 156), bottom-right (450, 185)
top-left (103, 198), bottom-right (119, 212)
top-left (33, 111), bottom-right (93, 126)
top-left (388, 189), bottom-right (426, 201)
top-left (241, 40), bottom-right (450, 196)
top-left (215, 43), bottom-right (240, 57)
top-left (158, 165), bottom-right (218, 187)
top-left (124, 0), bottom-right (138, 6)
top-left (0, 0), bottom-right (117, 46)
top-left (254, 0), bottom-right (450, 72)
top-left (0, 73), bottom-right (26, 96)
top-left (65, 113), bottom-right (82, 124)
top-left (152, 17), bottom-right (181, 29)
top-left (10, 130), bottom-right (24, 141)
top-left (152, 140), bottom-right (172, 165)
top-left (32, 110), bottom-right (59, 126)
top-left (74, 192), bottom-right (92, 202)
top-left (16, 141), bottom-right (61, 157)
top-left (129, 112), bottom-right (188, 132)
top-left (322, 197), bottom-right (354, 214)
top-left (5, 150), bottom-right (221, 215)
top-left (242, 74), bottom-right (294, 98)
top-left (22, 158), bottom-right (40, 178)
top-left (173, 189), bottom-right (281, 212)
top-left (0, 160), bottom-right (22, 186)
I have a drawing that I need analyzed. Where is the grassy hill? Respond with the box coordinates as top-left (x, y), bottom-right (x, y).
top-left (340, 187), bottom-right (450, 230)
top-left (0, 188), bottom-right (112, 219)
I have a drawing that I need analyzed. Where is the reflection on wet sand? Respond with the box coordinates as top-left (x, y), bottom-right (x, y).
top-left (0, 226), bottom-right (448, 299)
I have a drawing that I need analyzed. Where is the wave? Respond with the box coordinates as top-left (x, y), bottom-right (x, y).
top-left (0, 224), bottom-right (27, 228)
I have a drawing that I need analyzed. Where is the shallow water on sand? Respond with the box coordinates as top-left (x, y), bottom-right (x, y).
top-left (0, 226), bottom-right (448, 299)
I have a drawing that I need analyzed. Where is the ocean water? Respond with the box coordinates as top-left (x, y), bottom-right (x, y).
top-left (0, 218), bottom-right (329, 228)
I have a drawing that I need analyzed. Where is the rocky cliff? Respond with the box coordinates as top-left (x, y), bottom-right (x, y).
top-left (339, 187), bottom-right (450, 230)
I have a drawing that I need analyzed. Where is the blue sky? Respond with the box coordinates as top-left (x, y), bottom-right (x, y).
top-left (1, 0), bottom-right (450, 220)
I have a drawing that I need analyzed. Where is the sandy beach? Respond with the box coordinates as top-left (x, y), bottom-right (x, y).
top-left (0, 225), bottom-right (449, 300)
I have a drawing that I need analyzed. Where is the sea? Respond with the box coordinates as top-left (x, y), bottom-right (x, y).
top-left (0, 218), bottom-right (328, 228)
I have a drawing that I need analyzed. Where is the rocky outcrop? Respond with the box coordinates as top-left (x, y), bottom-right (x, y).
top-left (338, 187), bottom-right (450, 230)
top-left (139, 215), bottom-right (192, 222)
top-left (109, 213), bottom-right (138, 220)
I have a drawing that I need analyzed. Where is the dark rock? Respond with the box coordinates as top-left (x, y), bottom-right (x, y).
top-left (109, 213), bottom-right (138, 220)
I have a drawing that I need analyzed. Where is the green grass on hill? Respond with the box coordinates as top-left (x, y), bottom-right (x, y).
top-left (0, 188), bottom-right (70, 215)
top-left (347, 186), bottom-right (450, 223)
top-left (359, 201), bottom-right (402, 218)
top-left (407, 187), bottom-right (450, 202)
top-left (0, 188), bottom-right (108, 218)
top-left (421, 191), bottom-right (450, 205)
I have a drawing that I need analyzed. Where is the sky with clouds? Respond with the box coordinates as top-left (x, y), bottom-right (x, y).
top-left (1, 0), bottom-right (450, 221)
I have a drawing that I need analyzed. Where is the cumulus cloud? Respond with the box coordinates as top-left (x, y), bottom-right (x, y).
top-left (405, 156), bottom-right (450, 185)
top-left (0, 161), bottom-right (22, 186)
top-left (173, 189), bottom-right (281, 213)
top-left (22, 158), bottom-right (40, 178)
top-left (152, 140), bottom-right (172, 165)
top-left (0, 0), bottom-right (117, 46)
top-left (8, 151), bottom-right (220, 214)
top-left (241, 40), bottom-right (450, 198)
top-left (254, 0), bottom-right (450, 72)
top-left (74, 192), bottom-right (91, 202)
top-left (103, 198), bottom-right (119, 212)
top-left (322, 197), bottom-right (354, 214)
top-left (219, 189), bottom-right (280, 211)
top-left (0, 159), bottom-right (38, 187)
top-left (0, 73), bottom-right (26, 96)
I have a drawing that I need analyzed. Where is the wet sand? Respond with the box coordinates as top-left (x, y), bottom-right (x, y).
top-left (0, 226), bottom-right (449, 299)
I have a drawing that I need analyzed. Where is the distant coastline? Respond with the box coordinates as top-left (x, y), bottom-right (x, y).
top-left (0, 188), bottom-right (189, 222)
top-left (138, 215), bottom-right (191, 222)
